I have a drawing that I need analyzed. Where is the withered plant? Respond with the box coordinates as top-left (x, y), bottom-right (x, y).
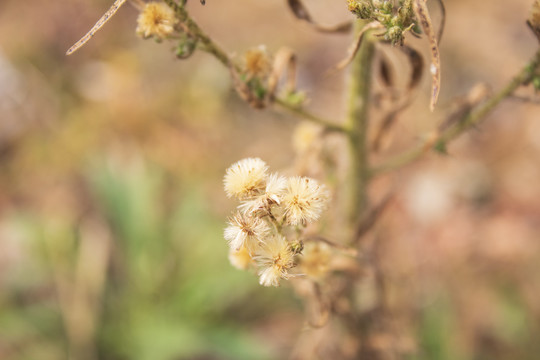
top-left (67, 0), bottom-right (540, 358)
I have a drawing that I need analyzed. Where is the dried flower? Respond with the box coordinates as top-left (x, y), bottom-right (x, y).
top-left (255, 235), bottom-right (295, 287)
top-left (136, 2), bottom-right (177, 39)
top-left (224, 158), bottom-right (268, 199)
top-left (244, 46), bottom-right (271, 78)
top-left (224, 212), bottom-right (269, 252)
top-left (228, 246), bottom-right (254, 270)
top-left (299, 242), bottom-right (331, 279)
top-left (239, 173), bottom-right (287, 215)
top-left (282, 176), bottom-right (329, 226)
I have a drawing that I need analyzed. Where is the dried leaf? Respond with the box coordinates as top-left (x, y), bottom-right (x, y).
top-left (328, 21), bottom-right (383, 74)
top-left (286, 0), bottom-right (352, 33)
top-left (267, 48), bottom-right (297, 99)
top-left (413, 0), bottom-right (441, 111)
top-left (379, 55), bottom-right (394, 88)
top-left (435, 0), bottom-right (446, 44)
top-left (401, 45), bottom-right (424, 91)
top-left (66, 0), bottom-right (128, 55)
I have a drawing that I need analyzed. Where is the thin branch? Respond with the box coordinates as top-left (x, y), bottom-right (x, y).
top-left (163, 0), bottom-right (346, 133)
top-left (373, 48), bottom-right (540, 175)
top-left (274, 98), bottom-right (348, 133)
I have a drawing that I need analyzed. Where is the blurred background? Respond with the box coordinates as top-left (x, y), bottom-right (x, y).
top-left (1, 0), bottom-right (540, 359)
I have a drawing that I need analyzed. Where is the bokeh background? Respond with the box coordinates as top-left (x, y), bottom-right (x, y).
top-left (1, 0), bottom-right (540, 359)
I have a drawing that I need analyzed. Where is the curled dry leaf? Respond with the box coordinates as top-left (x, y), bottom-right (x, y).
top-left (372, 46), bottom-right (423, 151)
top-left (286, 0), bottom-right (352, 33)
top-left (413, 0), bottom-right (441, 111)
top-left (267, 48), bottom-right (297, 99)
top-left (328, 21), bottom-right (384, 74)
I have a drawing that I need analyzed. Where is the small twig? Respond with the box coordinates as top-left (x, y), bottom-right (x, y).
top-left (353, 192), bottom-right (394, 244)
top-left (373, 49), bottom-right (540, 174)
top-left (66, 0), bottom-right (128, 55)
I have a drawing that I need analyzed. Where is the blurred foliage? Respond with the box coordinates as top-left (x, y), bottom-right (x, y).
top-left (1, 155), bottom-right (299, 359)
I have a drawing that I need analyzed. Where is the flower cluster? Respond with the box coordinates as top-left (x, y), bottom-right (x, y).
top-left (347, 0), bottom-right (418, 45)
top-left (224, 158), bottom-right (330, 286)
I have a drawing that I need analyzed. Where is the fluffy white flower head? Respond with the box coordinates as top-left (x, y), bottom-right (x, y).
top-left (239, 173), bottom-right (286, 215)
top-left (224, 158), bottom-right (268, 200)
top-left (255, 235), bottom-right (295, 287)
top-left (224, 212), bottom-right (269, 252)
top-left (282, 176), bottom-right (329, 226)
top-left (136, 2), bottom-right (177, 39)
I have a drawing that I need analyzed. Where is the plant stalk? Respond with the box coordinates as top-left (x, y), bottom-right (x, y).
top-left (345, 21), bottom-right (376, 234)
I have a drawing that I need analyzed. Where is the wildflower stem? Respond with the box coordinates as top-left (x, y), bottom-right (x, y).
top-left (163, 0), bottom-right (231, 66)
top-left (373, 48), bottom-right (540, 175)
top-left (345, 22), bottom-right (376, 230)
top-left (163, 0), bottom-right (344, 132)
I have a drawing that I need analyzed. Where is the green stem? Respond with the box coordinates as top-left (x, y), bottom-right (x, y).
top-left (373, 48), bottom-right (540, 175)
top-left (163, 0), bottom-right (231, 66)
top-left (346, 22), bottom-right (376, 231)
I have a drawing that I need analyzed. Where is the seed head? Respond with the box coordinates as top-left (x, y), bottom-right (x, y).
top-left (136, 2), bottom-right (177, 40)
top-left (224, 212), bottom-right (269, 252)
top-left (282, 176), bottom-right (329, 226)
top-left (224, 158), bottom-right (268, 200)
top-left (254, 235), bottom-right (295, 287)
top-left (239, 173), bottom-right (287, 215)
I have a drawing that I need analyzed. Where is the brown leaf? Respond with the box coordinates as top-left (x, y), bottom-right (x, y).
top-left (413, 0), bottom-right (441, 111)
top-left (401, 45), bottom-right (424, 91)
top-left (66, 0), bottom-right (128, 55)
top-left (267, 48), bottom-right (297, 100)
top-left (286, 0), bottom-right (353, 33)
top-left (327, 21), bottom-right (383, 74)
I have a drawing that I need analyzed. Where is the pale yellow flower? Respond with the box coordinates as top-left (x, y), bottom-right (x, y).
top-left (282, 176), bottom-right (329, 226)
top-left (224, 158), bottom-right (268, 200)
top-left (136, 2), bottom-right (177, 39)
top-left (224, 212), bottom-right (269, 252)
top-left (228, 246), bottom-right (254, 270)
top-left (254, 235), bottom-right (295, 287)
